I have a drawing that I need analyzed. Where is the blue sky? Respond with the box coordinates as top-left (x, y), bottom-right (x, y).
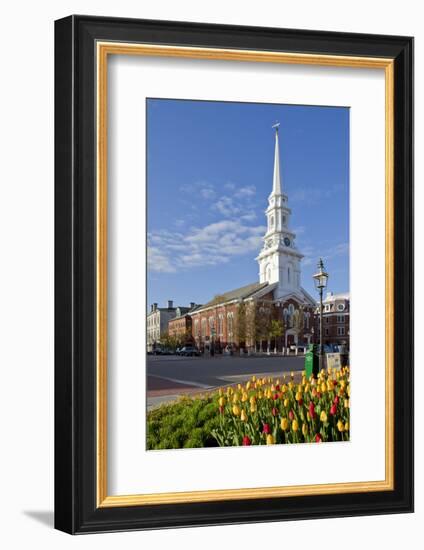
top-left (147, 99), bottom-right (349, 309)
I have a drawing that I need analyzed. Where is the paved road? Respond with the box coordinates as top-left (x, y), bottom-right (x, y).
top-left (147, 354), bottom-right (305, 409)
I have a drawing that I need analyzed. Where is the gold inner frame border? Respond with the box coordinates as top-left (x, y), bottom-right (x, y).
top-left (96, 42), bottom-right (394, 508)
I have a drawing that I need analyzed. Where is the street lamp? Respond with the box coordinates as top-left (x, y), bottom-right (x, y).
top-left (313, 258), bottom-right (329, 372)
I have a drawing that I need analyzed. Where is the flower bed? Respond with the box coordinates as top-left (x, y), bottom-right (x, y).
top-left (147, 367), bottom-right (350, 450)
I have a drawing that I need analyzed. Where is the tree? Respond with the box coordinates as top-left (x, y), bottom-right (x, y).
top-left (269, 319), bottom-right (284, 353)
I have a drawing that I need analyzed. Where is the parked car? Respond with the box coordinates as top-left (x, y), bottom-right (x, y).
top-left (178, 346), bottom-right (200, 357)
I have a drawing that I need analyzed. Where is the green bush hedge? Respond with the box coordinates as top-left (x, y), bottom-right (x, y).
top-left (147, 396), bottom-right (220, 450)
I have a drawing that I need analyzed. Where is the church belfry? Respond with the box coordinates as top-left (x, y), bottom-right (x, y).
top-left (256, 123), bottom-right (303, 298)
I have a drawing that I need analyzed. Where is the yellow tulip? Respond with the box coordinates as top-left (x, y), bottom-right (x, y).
top-left (304, 384), bottom-right (310, 393)
top-left (344, 398), bottom-right (350, 408)
top-left (242, 392), bottom-right (248, 402)
top-left (284, 398), bottom-right (289, 408)
top-left (271, 384), bottom-right (275, 392)
top-left (347, 384), bottom-right (351, 397)
top-left (301, 377), bottom-right (306, 386)
top-left (276, 379), bottom-right (280, 386)
top-left (302, 423), bottom-right (308, 436)
top-left (258, 391), bottom-right (264, 399)
top-left (327, 380), bottom-right (334, 391)
top-left (288, 382), bottom-right (294, 390)
top-left (252, 375), bottom-right (256, 383)
top-left (240, 410), bottom-right (247, 422)
top-left (246, 381), bottom-right (251, 391)
top-left (292, 419), bottom-right (299, 432)
top-left (337, 420), bottom-right (344, 432)
top-left (320, 411), bottom-right (328, 422)
top-left (219, 396), bottom-right (226, 407)
top-left (266, 434), bottom-right (275, 445)
top-left (344, 421), bottom-right (349, 431)
top-left (321, 382), bottom-right (327, 393)
top-left (227, 387), bottom-right (234, 396)
top-left (232, 405), bottom-right (240, 416)
top-left (295, 391), bottom-right (302, 401)
top-left (281, 384), bottom-right (288, 394)
top-left (250, 401), bottom-right (257, 413)
top-left (250, 395), bottom-right (256, 404)
top-left (237, 383), bottom-right (242, 391)
top-left (280, 418), bottom-right (289, 431)
top-left (262, 377), bottom-right (266, 385)
top-left (233, 392), bottom-right (240, 403)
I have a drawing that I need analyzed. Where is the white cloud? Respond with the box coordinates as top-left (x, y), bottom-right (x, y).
top-left (180, 180), bottom-right (216, 200)
top-left (148, 220), bottom-right (266, 273)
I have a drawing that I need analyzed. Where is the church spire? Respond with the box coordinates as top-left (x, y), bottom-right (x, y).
top-left (271, 122), bottom-right (282, 195)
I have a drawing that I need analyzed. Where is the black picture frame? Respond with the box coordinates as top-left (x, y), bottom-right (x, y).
top-left (55, 15), bottom-right (414, 534)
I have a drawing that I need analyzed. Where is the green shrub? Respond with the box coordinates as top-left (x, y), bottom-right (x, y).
top-left (147, 396), bottom-right (219, 450)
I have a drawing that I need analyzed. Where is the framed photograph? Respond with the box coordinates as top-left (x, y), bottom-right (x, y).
top-left (54, 15), bottom-right (413, 534)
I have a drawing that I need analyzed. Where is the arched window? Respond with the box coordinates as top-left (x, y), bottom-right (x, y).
top-left (288, 267), bottom-right (291, 283)
top-left (269, 215), bottom-right (274, 229)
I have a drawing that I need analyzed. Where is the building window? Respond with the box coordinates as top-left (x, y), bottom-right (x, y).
top-left (337, 327), bottom-right (345, 336)
top-left (270, 215), bottom-right (274, 228)
top-left (194, 319), bottom-right (199, 336)
top-left (283, 215), bottom-right (286, 225)
top-left (325, 316), bottom-right (329, 324)
top-left (324, 304), bottom-right (331, 312)
top-left (227, 312), bottom-right (234, 340)
top-left (325, 328), bottom-right (329, 336)
top-left (337, 303), bottom-right (345, 311)
top-left (287, 267), bottom-right (290, 283)
top-left (218, 315), bottom-right (223, 336)
top-left (201, 319), bottom-right (206, 337)
top-left (337, 315), bottom-right (344, 323)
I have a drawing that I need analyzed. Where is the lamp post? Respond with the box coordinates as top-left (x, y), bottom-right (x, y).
top-left (313, 258), bottom-right (329, 372)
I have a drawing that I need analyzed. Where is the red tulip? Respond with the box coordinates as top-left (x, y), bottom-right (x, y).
top-left (333, 395), bottom-right (339, 405)
top-left (288, 410), bottom-right (294, 420)
top-left (263, 423), bottom-right (271, 434)
top-left (272, 407), bottom-right (277, 416)
top-left (298, 398), bottom-right (303, 406)
top-left (242, 436), bottom-right (252, 446)
top-left (275, 384), bottom-right (280, 391)
top-left (273, 393), bottom-right (279, 400)
top-left (317, 392), bottom-right (322, 399)
top-left (315, 434), bottom-right (322, 443)
top-left (309, 402), bottom-right (316, 419)
top-left (330, 404), bottom-right (337, 415)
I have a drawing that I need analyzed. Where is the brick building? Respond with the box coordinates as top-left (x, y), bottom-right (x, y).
top-left (187, 125), bottom-right (317, 353)
top-left (147, 301), bottom-right (196, 351)
top-left (315, 292), bottom-right (350, 347)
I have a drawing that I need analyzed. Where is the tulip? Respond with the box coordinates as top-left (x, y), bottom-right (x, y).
top-left (344, 399), bottom-right (350, 409)
top-left (344, 421), bottom-right (349, 431)
top-left (258, 391), bottom-right (264, 399)
top-left (284, 398), bottom-right (289, 408)
top-left (311, 388), bottom-right (318, 398)
top-left (321, 382), bottom-right (327, 393)
top-left (337, 420), bottom-right (344, 432)
top-left (295, 391), bottom-right (302, 401)
top-left (281, 417), bottom-right (289, 431)
top-left (298, 398), bottom-right (303, 406)
top-left (330, 404), bottom-right (337, 416)
top-left (289, 410), bottom-right (294, 420)
top-left (281, 384), bottom-right (288, 394)
top-left (252, 375), bottom-right (256, 383)
top-left (246, 381), bottom-right (251, 391)
top-left (315, 434), bottom-right (322, 443)
top-left (219, 396), bottom-right (226, 407)
top-left (266, 434), bottom-right (275, 445)
top-left (242, 435), bottom-right (252, 446)
top-left (333, 395), bottom-right (339, 405)
top-left (292, 419), bottom-right (299, 432)
top-left (272, 407), bottom-right (277, 416)
top-left (233, 392), bottom-right (240, 403)
top-left (242, 392), bottom-right (248, 402)
top-left (232, 405), bottom-right (240, 416)
top-left (275, 384), bottom-right (280, 391)
top-left (271, 384), bottom-right (275, 392)
top-left (327, 380), bottom-right (334, 391)
top-left (240, 410), bottom-right (247, 422)
top-left (309, 402), bottom-right (316, 419)
top-left (263, 423), bottom-right (271, 434)
top-left (302, 423), bottom-right (308, 436)
top-left (273, 393), bottom-right (279, 400)
top-left (250, 401), bottom-right (257, 413)
top-left (320, 411), bottom-right (328, 422)
top-left (237, 383), bottom-right (242, 391)
top-left (347, 384), bottom-right (351, 397)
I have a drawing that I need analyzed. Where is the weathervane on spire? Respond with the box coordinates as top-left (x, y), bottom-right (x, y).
top-left (272, 121), bottom-right (280, 133)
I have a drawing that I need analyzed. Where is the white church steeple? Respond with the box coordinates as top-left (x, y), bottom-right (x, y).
top-left (256, 123), bottom-right (303, 298)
